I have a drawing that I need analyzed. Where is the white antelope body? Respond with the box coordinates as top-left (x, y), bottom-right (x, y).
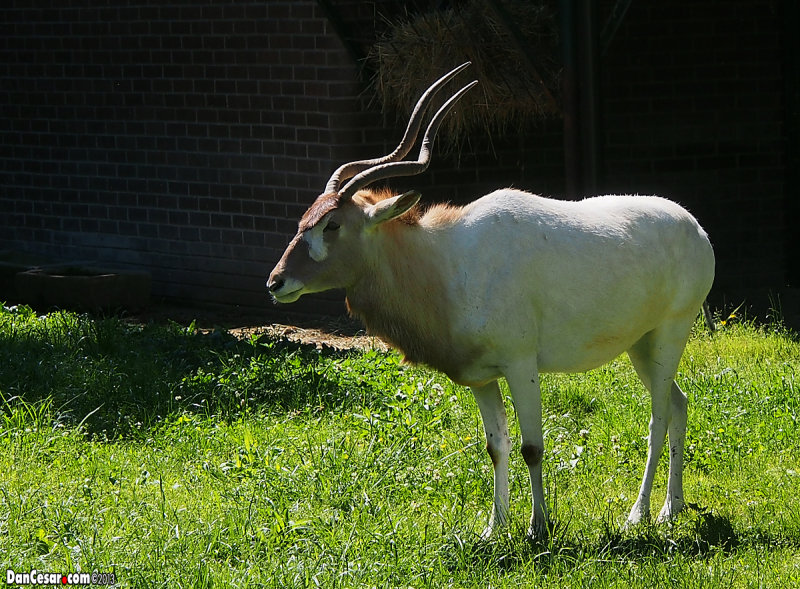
top-left (267, 64), bottom-right (715, 538)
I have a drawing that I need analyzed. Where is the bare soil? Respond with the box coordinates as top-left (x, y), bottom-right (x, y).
top-left (131, 302), bottom-right (389, 352)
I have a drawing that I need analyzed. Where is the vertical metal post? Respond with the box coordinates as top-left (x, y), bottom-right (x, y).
top-left (560, 0), bottom-right (579, 199)
top-left (559, 0), bottom-right (600, 199)
top-left (577, 0), bottom-right (600, 197)
top-left (785, 0), bottom-right (800, 286)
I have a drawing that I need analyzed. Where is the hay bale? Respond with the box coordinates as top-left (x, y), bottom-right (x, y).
top-left (368, 0), bottom-right (561, 147)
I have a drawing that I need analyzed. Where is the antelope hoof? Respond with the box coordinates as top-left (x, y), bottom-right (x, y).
top-left (527, 515), bottom-right (551, 542)
top-left (623, 501), bottom-right (650, 531)
top-left (480, 515), bottom-right (509, 540)
top-left (656, 497), bottom-right (685, 524)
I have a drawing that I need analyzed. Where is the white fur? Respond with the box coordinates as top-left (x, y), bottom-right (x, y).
top-left (303, 224), bottom-right (328, 262)
top-left (269, 189), bottom-right (715, 539)
top-left (423, 191), bottom-right (713, 537)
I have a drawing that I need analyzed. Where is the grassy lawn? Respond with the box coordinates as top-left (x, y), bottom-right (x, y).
top-left (1, 304), bottom-right (799, 588)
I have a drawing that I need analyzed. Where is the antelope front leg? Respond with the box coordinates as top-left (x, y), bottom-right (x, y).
top-left (504, 361), bottom-right (549, 540)
top-left (471, 380), bottom-right (511, 539)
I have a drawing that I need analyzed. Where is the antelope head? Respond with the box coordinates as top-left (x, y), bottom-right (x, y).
top-left (267, 63), bottom-right (477, 304)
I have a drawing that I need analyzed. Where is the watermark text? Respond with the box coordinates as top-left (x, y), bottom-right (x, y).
top-left (6, 569), bottom-right (116, 586)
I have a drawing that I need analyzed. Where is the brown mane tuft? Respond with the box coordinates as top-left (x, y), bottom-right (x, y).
top-left (421, 203), bottom-right (466, 227)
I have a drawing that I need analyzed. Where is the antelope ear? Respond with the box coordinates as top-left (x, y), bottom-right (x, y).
top-left (365, 191), bottom-right (421, 227)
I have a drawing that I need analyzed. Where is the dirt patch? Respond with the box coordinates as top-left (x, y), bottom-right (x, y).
top-left (250, 323), bottom-right (389, 352)
top-left (130, 302), bottom-right (389, 352)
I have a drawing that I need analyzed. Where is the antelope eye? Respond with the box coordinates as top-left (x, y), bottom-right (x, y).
top-left (324, 221), bottom-right (340, 232)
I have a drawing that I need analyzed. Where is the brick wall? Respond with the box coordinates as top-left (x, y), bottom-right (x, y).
top-left (0, 0), bottom-right (376, 315)
top-left (0, 0), bottom-right (566, 316)
top-left (1, 0), bottom-right (792, 318)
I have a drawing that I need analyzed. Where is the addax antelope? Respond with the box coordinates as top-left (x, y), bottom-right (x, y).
top-left (267, 63), bottom-right (715, 539)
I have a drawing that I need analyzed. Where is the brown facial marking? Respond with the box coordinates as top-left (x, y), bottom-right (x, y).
top-left (298, 192), bottom-right (341, 232)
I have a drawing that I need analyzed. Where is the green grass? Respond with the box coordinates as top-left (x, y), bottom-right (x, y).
top-left (1, 303), bottom-right (799, 588)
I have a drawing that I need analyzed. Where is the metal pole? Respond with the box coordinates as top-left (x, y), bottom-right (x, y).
top-left (560, 0), bottom-right (579, 199)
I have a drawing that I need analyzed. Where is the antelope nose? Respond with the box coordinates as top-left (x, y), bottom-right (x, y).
top-left (267, 276), bottom-right (284, 293)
